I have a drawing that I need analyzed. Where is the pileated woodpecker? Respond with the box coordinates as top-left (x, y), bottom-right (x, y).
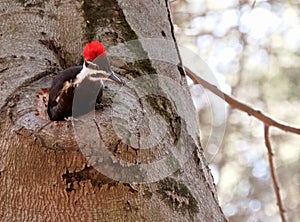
top-left (47, 41), bottom-right (124, 120)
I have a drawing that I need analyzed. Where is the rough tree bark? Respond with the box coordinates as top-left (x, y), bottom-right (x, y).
top-left (0, 0), bottom-right (226, 221)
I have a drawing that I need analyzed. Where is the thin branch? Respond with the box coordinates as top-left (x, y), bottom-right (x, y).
top-left (184, 67), bottom-right (289, 222)
top-left (264, 125), bottom-right (286, 222)
top-left (184, 67), bottom-right (300, 135)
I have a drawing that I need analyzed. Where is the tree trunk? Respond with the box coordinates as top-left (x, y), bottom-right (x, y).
top-left (0, 0), bottom-right (226, 221)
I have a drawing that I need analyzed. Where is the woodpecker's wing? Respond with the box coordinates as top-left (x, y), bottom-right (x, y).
top-left (48, 66), bottom-right (82, 120)
top-left (48, 66), bottom-right (82, 104)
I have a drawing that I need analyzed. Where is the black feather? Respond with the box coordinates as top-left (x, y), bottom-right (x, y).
top-left (47, 66), bottom-right (103, 120)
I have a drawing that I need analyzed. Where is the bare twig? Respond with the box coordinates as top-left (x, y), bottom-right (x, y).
top-left (184, 67), bottom-right (300, 135)
top-left (264, 125), bottom-right (286, 222)
top-left (184, 67), bottom-right (290, 222)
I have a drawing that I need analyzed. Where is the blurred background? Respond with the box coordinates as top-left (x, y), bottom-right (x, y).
top-left (170, 0), bottom-right (300, 221)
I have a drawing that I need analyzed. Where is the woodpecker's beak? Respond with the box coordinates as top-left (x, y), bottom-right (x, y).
top-left (108, 71), bottom-right (124, 85)
top-left (90, 56), bottom-right (125, 85)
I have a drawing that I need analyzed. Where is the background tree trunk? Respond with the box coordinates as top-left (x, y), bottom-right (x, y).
top-left (0, 0), bottom-right (226, 221)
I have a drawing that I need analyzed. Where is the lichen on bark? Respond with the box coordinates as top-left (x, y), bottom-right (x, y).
top-left (157, 177), bottom-right (199, 217)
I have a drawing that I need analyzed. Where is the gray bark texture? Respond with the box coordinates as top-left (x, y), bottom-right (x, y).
top-left (0, 0), bottom-right (226, 221)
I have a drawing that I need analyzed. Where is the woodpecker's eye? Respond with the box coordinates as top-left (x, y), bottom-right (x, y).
top-left (85, 60), bottom-right (99, 70)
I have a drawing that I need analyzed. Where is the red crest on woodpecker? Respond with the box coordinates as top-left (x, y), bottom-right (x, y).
top-left (83, 41), bottom-right (106, 62)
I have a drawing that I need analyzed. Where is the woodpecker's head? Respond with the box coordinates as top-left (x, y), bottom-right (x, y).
top-left (77, 41), bottom-right (124, 85)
